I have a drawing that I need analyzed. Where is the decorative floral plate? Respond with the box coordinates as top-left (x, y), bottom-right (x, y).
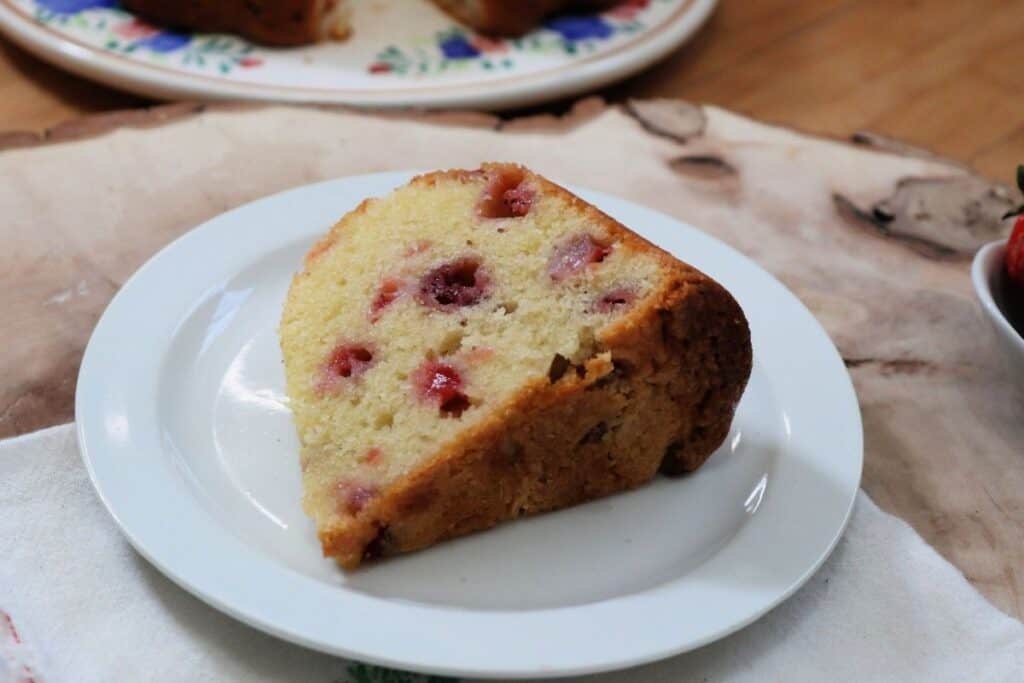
top-left (0, 0), bottom-right (716, 108)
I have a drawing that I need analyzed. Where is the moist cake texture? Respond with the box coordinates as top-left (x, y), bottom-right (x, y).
top-left (280, 163), bottom-right (752, 567)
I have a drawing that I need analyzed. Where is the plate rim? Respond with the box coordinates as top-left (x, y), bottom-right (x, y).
top-left (75, 171), bottom-right (863, 679)
top-left (0, 0), bottom-right (716, 109)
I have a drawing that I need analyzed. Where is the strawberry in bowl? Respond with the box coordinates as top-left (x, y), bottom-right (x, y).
top-left (1000, 166), bottom-right (1024, 327)
top-left (972, 165), bottom-right (1024, 374)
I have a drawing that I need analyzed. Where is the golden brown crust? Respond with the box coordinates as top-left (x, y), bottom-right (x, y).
top-left (120, 0), bottom-right (332, 47)
top-left (316, 164), bottom-right (752, 568)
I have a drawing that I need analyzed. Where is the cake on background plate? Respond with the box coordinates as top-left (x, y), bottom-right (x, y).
top-left (431, 0), bottom-right (619, 36)
top-left (119, 0), bottom-right (353, 47)
top-left (119, 0), bottom-right (619, 46)
top-left (280, 163), bottom-right (752, 568)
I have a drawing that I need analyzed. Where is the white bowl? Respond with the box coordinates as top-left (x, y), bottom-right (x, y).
top-left (972, 240), bottom-right (1024, 374)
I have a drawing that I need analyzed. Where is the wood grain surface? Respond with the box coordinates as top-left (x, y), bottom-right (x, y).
top-left (1, 0), bottom-right (1023, 184)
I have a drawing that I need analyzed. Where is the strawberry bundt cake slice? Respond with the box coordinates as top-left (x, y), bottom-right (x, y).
top-left (280, 163), bottom-right (751, 568)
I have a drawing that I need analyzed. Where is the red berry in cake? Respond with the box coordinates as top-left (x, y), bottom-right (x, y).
top-left (334, 480), bottom-right (379, 515)
top-left (477, 167), bottom-right (535, 219)
top-left (370, 277), bottom-right (405, 321)
top-left (548, 234), bottom-right (612, 281)
top-left (591, 286), bottom-right (637, 313)
top-left (363, 447), bottom-right (384, 465)
top-left (327, 345), bottom-right (374, 378)
top-left (502, 185), bottom-right (536, 217)
top-left (317, 344), bottom-right (375, 394)
top-left (1007, 215), bottom-right (1024, 287)
top-left (417, 257), bottom-right (492, 311)
top-left (412, 360), bottom-right (471, 417)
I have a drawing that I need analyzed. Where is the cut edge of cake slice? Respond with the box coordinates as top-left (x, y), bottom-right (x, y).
top-left (281, 163), bottom-right (752, 568)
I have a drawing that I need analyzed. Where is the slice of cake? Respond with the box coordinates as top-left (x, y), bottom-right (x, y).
top-left (280, 163), bottom-right (752, 568)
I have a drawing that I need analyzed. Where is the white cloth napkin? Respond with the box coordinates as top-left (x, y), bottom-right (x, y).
top-left (1, 424), bottom-right (1022, 683)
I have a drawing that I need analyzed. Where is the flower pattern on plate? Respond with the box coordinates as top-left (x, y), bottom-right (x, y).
top-left (18, 0), bottom-right (672, 78)
top-left (368, 0), bottom-right (663, 76)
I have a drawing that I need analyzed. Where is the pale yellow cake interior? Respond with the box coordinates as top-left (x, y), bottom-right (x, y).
top-left (280, 168), bottom-right (662, 533)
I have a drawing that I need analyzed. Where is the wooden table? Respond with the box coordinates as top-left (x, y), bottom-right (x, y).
top-left (2, 0), bottom-right (1022, 184)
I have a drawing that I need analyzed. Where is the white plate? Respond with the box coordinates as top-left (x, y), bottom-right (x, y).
top-left (0, 0), bottom-right (715, 109)
top-left (76, 171), bottom-right (862, 679)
